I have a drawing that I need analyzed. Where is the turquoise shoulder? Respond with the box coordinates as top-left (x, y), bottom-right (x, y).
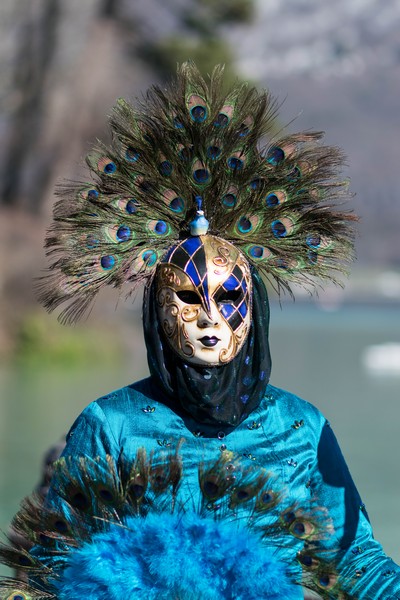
top-left (265, 383), bottom-right (326, 439)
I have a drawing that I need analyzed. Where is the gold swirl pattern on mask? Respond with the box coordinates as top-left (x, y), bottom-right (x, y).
top-left (181, 334), bottom-right (195, 358)
top-left (156, 289), bottom-right (175, 310)
top-left (162, 319), bottom-right (176, 338)
top-left (158, 266), bottom-right (182, 288)
top-left (212, 255), bottom-right (228, 268)
top-left (235, 324), bottom-right (249, 345)
top-left (181, 305), bottom-right (201, 322)
top-left (219, 336), bottom-right (236, 363)
top-left (212, 246), bottom-right (236, 277)
top-left (157, 289), bottom-right (179, 338)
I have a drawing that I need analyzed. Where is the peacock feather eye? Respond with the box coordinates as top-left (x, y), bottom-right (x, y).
top-left (249, 246), bottom-right (263, 258)
top-left (266, 193), bottom-right (279, 207)
top-left (287, 166), bottom-right (301, 181)
top-left (53, 518), bottom-right (69, 534)
top-left (87, 188), bottom-right (99, 200)
top-left (316, 573), bottom-right (338, 590)
top-left (188, 94), bottom-right (208, 123)
top-left (221, 192), bottom-right (237, 208)
top-left (7, 592), bottom-right (28, 600)
top-left (127, 248), bottom-right (158, 274)
top-left (125, 199), bottom-right (139, 214)
top-left (214, 113), bottom-right (229, 127)
top-left (246, 245), bottom-right (272, 261)
top-left (70, 490), bottom-right (91, 510)
top-left (249, 178), bottom-right (263, 191)
top-left (289, 518), bottom-right (316, 539)
top-left (125, 147), bottom-right (140, 162)
top-left (142, 249), bottom-right (157, 267)
top-left (97, 487), bottom-right (115, 504)
top-left (281, 510), bottom-right (296, 525)
top-left (307, 250), bottom-right (318, 265)
top-left (271, 220), bottom-right (287, 238)
top-left (193, 169), bottom-right (209, 183)
top-left (173, 116), bottom-right (184, 129)
top-left (159, 160), bottom-right (173, 176)
top-left (237, 125), bottom-right (250, 137)
top-left (306, 234), bottom-right (321, 248)
top-left (237, 115), bottom-right (253, 137)
top-left (266, 146), bottom-right (285, 166)
top-left (128, 482), bottom-right (145, 499)
top-left (116, 225), bottom-right (131, 242)
top-left (236, 215), bottom-right (260, 235)
top-left (275, 258), bottom-right (289, 270)
top-left (178, 144), bottom-right (193, 162)
top-left (97, 157), bottom-right (117, 174)
top-left (148, 220), bottom-right (170, 236)
top-left (255, 489), bottom-right (279, 511)
top-left (297, 552), bottom-right (319, 569)
top-left (265, 190), bottom-right (287, 207)
top-left (203, 479), bottom-right (219, 498)
top-left (100, 255), bottom-right (116, 270)
top-left (192, 160), bottom-right (210, 184)
top-left (213, 103), bottom-right (234, 128)
top-left (169, 196), bottom-right (185, 213)
top-left (190, 105), bottom-right (207, 122)
top-left (238, 217), bottom-right (252, 233)
top-left (104, 224), bottom-right (133, 244)
top-left (86, 235), bottom-right (99, 249)
top-left (227, 156), bottom-right (244, 171)
top-left (207, 145), bottom-right (221, 160)
top-left (180, 148), bottom-right (192, 162)
top-left (155, 221), bottom-right (167, 234)
top-left (105, 162), bottom-right (116, 173)
top-left (236, 489), bottom-right (250, 501)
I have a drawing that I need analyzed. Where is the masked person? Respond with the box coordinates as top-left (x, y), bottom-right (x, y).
top-left (2, 64), bottom-right (399, 600)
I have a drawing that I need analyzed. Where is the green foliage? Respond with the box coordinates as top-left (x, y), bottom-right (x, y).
top-left (14, 312), bottom-right (123, 368)
top-left (141, 37), bottom-right (237, 86)
top-left (183, 0), bottom-right (254, 35)
top-left (139, 0), bottom-right (255, 83)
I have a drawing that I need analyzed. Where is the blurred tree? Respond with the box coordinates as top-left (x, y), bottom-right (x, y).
top-left (1, 0), bottom-right (60, 211)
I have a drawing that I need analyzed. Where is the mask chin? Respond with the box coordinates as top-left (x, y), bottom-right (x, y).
top-left (155, 235), bottom-right (252, 366)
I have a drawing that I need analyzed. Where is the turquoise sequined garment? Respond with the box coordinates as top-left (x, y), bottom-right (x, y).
top-left (58, 377), bottom-right (400, 599)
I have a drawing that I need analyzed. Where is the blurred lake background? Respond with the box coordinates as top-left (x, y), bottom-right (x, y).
top-left (0, 0), bottom-right (400, 578)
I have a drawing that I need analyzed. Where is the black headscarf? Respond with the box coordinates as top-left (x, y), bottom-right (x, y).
top-left (143, 268), bottom-right (271, 430)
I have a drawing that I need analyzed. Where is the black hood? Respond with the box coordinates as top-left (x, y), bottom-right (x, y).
top-left (143, 267), bottom-right (271, 430)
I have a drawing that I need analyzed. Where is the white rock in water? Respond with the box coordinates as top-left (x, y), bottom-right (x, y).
top-left (362, 343), bottom-right (400, 376)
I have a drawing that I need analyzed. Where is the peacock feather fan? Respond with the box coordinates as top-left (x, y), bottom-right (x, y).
top-left (0, 448), bottom-right (357, 600)
top-left (37, 62), bottom-right (357, 323)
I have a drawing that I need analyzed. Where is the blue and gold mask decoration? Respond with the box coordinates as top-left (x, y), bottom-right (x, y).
top-left (156, 235), bottom-right (251, 365)
top-left (37, 62), bottom-right (357, 327)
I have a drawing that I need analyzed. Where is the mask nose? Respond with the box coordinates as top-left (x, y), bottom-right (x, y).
top-left (197, 302), bottom-right (220, 328)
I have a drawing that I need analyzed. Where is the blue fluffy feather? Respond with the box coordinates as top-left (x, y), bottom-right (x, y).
top-left (53, 512), bottom-right (299, 599)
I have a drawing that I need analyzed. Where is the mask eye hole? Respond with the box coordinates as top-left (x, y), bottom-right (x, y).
top-left (176, 290), bottom-right (201, 304)
top-left (215, 289), bottom-right (242, 304)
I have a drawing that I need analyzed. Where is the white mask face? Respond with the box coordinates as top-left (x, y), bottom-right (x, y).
top-left (156, 235), bottom-right (252, 366)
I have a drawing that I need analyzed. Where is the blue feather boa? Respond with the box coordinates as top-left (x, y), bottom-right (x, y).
top-left (53, 512), bottom-right (299, 599)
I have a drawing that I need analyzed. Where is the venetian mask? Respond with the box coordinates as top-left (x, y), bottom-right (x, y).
top-left (155, 235), bottom-right (252, 366)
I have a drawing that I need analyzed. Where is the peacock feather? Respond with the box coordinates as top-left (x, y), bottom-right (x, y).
top-left (0, 447), bottom-right (356, 600)
top-left (37, 62), bottom-right (357, 324)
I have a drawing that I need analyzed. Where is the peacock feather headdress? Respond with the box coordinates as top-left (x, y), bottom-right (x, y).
top-left (38, 62), bottom-right (356, 324)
